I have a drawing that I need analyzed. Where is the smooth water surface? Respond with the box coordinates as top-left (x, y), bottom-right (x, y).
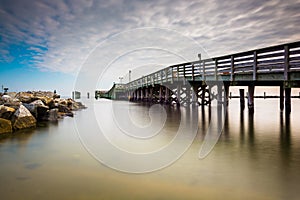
top-left (0, 98), bottom-right (300, 200)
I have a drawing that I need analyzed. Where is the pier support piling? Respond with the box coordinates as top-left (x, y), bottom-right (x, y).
top-left (285, 87), bottom-right (291, 113)
top-left (165, 87), bottom-right (170, 104)
top-left (224, 84), bottom-right (230, 106)
top-left (176, 85), bottom-right (181, 106)
top-left (248, 85), bottom-right (255, 113)
top-left (159, 86), bottom-right (163, 103)
top-left (217, 84), bottom-right (223, 106)
top-left (239, 89), bottom-right (245, 111)
top-left (280, 85), bottom-right (284, 111)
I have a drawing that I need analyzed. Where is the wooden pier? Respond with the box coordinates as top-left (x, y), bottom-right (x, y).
top-left (99, 41), bottom-right (300, 112)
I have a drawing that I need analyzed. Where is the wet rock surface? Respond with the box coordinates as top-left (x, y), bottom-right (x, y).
top-left (0, 91), bottom-right (86, 133)
top-left (0, 118), bottom-right (13, 134)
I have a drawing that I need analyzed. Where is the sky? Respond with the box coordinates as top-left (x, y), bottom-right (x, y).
top-left (1, 0), bottom-right (300, 96)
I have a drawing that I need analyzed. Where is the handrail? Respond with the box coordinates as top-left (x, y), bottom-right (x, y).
top-left (125, 41), bottom-right (300, 90)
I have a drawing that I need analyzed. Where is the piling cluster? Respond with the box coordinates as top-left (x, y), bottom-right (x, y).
top-left (0, 91), bottom-right (86, 134)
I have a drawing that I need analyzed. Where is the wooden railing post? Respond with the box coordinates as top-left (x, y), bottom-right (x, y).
top-left (253, 51), bottom-right (257, 81)
top-left (284, 45), bottom-right (290, 81)
top-left (165, 68), bottom-right (168, 82)
top-left (230, 56), bottom-right (234, 81)
top-left (214, 59), bottom-right (218, 80)
top-left (171, 67), bottom-right (174, 84)
top-left (192, 64), bottom-right (195, 81)
top-left (177, 66), bottom-right (179, 82)
top-left (202, 61), bottom-right (205, 81)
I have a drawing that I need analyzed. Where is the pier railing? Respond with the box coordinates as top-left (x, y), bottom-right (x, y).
top-left (126, 41), bottom-right (300, 90)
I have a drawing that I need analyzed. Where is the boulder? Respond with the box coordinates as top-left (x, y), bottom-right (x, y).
top-left (15, 92), bottom-right (35, 103)
top-left (65, 98), bottom-right (86, 110)
top-left (58, 104), bottom-right (71, 113)
top-left (53, 94), bottom-right (60, 99)
top-left (73, 101), bottom-right (86, 110)
top-left (23, 100), bottom-right (49, 120)
top-left (0, 118), bottom-right (13, 134)
top-left (1, 95), bottom-right (12, 102)
top-left (23, 103), bottom-right (38, 118)
top-left (57, 99), bottom-right (67, 106)
top-left (12, 105), bottom-right (36, 130)
top-left (3, 98), bottom-right (21, 110)
top-left (48, 108), bottom-right (59, 121)
top-left (57, 104), bottom-right (74, 117)
top-left (37, 96), bottom-right (53, 106)
top-left (30, 99), bottom-right (45, 106)
top-left (6, 92), bottom-right (17, 98)
top-left (65, 112), bottom-right (74, 117)
top-left (33, 91), bottom-right (54, 98)
top-left (33, 91), bottom-right (60, 99)
top-left (37, 106), bottom-right (49, 120)
top-left (0, 105), bottom-right (15, 120)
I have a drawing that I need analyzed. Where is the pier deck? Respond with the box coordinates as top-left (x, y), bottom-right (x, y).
top-left (99, 41), bottom-right (300, 112)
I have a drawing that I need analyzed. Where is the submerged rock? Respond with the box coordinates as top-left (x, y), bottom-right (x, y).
top-left (0, 118), bottom-right (13, 134)
top-left (12, 105), bottom-right (36, 130)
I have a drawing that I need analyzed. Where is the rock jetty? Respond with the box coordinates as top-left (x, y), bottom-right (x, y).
top-left (0, 91), bottom-right (86, 134)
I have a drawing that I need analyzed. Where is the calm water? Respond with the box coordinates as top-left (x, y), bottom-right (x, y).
top-left (1, 98), bottom-right (300, 200)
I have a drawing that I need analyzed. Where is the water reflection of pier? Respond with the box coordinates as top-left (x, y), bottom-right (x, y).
top-left (197, 103), bottom-right (293, 159)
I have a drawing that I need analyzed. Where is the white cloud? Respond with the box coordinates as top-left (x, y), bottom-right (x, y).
top-left (1, 0), bottom-right (300, 85)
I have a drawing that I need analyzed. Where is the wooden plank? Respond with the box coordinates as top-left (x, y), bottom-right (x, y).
top-left (216, 63), bottom-right (232, 68)
top-left (257, 58), bottom-right (284, 65)
top-left (217, 59), bottom-right (231, 65)
top-left (234, 61), bottom-right (254, 67)
top-left (234, 56), bottom-right (253, 63)
top-left (289, 49), bottom-right (300, 55)
top-left (257, 52), bottom-right (284, 59)
top-left (233, 63), bottom-right (254, 69)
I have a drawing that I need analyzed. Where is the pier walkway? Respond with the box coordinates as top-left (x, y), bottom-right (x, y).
top-left (98, 41), bottom-right (300, 112)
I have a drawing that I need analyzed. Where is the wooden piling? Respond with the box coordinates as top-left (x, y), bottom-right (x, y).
top-left (165, 87), bottom-right (170, 104)
top-left (176, 85), bottom-right (181, 106)
top-left (239, 89), bottom-right (245, 110)
top-left (280, 85), bottom-right (284, 111)
top-left (248, 85), bottom-right (255, 112)
top-left (186, 86), bottom-right (191, 105)
top-left (217, 84), bottom-right (223, 106)
top-left (159, 86), bottom-right (163, 103)
top-left (224, 84), bottom-right (230, 106)
top-left (285, 87), bottom-right (291, 113)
